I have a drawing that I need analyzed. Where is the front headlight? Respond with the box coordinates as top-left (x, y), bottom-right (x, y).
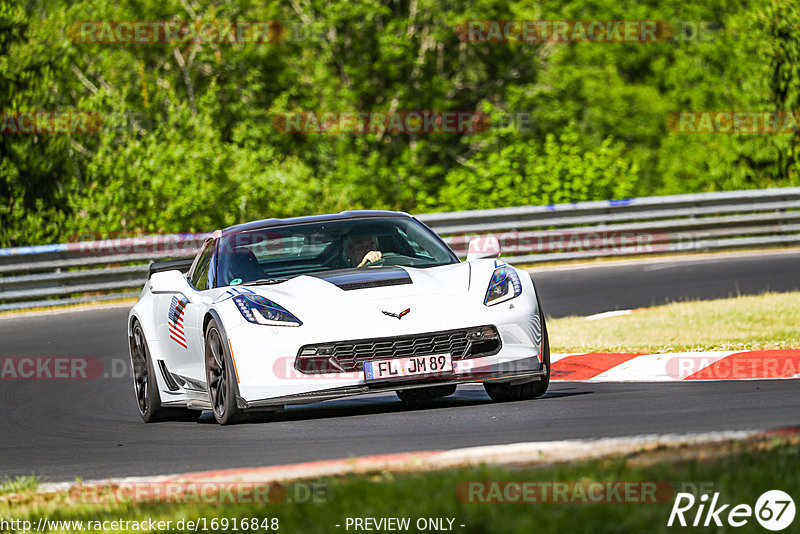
top-left (484, 265), bottom-right (522, 306)
top-left (233, 294), bottom-right (302, 326)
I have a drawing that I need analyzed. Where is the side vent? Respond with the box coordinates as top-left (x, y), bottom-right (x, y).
top-left (157, 360), bottom-right (181, 391)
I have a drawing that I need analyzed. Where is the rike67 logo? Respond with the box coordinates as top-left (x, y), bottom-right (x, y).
top-left (668, 490), bottom-right (796, 531)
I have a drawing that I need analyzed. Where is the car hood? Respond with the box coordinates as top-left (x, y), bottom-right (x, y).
top-left (231, 263), bottom-right (472, 333)
top-left (257, 263), bottom-right (470, 304)
top-left (217, 259), bottom-right (517, 336)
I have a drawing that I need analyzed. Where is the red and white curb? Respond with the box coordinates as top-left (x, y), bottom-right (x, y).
top-left (550, 349), bottom-right (800, 381)
top-left (34, 430), bottom-right (763, 494)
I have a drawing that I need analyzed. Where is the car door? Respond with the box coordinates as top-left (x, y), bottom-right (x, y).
top-left (161, 238), bottom-right (216, 384)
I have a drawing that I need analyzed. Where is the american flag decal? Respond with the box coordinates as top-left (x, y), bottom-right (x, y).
top-left (168, 296), bottom-right (188, 348)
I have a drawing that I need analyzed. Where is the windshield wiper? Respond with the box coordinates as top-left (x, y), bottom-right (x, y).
top-left (243, 278), bottom-right (287, 286)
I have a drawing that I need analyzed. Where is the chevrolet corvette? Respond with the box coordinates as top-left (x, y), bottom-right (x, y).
top-left (128, 211), bottom-right (549, 424)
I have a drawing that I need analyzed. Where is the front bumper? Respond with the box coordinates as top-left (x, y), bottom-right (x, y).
top-left (228, 327), bottom-right (544, 409)
top-left (240, 367), bottom-right (548, 409)
top-left (224, 280), bottom-right (545, 407)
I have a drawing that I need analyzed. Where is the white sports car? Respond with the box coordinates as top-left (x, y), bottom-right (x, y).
top-left (128, 211), bottom-right (549, 424)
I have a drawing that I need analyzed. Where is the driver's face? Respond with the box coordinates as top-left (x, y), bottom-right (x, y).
top-left (346, 235), bottom-right (378, 264)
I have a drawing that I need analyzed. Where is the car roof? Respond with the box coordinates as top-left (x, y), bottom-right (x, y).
top-left (221, 210), bottom-right (413, 237)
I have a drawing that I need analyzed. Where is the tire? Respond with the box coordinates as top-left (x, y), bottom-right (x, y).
top-left (204, 319), bottom-right (242, 425)
top-left (396, 384), bottom-right (457, 403)
top-left (130, 321), bottom-right (199, 422)
top-left (484, 314), bottom-right (550, 402)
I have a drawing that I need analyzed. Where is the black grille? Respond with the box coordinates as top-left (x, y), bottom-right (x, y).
top-left (296, 326), bottom-right (501, 374)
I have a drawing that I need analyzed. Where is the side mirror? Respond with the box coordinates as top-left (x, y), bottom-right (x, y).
top-left (149, 270), bottom-right (192, 298)
top-left (466, 235), bottom-right (501, 261)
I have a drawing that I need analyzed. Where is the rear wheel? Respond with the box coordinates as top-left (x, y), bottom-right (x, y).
top-left (396, 384), bottom-right (457, 403)
top-left (130, 322), bottom-right (199, 422)
top-left (484, 315), bottom-right (550, 402)
top-left (205, 319), bottom-right (241, 425)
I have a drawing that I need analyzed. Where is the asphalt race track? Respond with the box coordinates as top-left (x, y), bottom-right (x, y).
top-left (531, 250), bottom-right (800, 317)
top-left (1, 251), bottom-right (798, 482)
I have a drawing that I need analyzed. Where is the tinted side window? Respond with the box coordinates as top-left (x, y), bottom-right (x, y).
top-left (190, 240), bottom-right (215, 290)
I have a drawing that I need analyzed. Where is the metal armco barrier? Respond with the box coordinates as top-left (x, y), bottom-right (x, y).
top-left (2, 187), bottom-right (799, 311)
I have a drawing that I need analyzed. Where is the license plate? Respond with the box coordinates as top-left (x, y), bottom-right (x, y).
top-left (364, 353), bottom-right (454, 382)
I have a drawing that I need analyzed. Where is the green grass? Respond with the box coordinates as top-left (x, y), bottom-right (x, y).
top-left (548, 291), bottom-right (800, 353)
top-left (2, 436), bottom-right (798, 533)
top-left (0, 477), bottom-right (38, 496)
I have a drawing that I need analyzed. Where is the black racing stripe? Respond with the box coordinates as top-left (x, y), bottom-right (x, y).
top-left (311, 267), bottom-right (412, 290)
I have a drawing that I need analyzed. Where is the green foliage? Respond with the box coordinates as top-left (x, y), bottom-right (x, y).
top-left (1, 0), bottom-right (799, 246)
top-left (758, 0), bottom-right (800, 184)
top-left (437, 118), bottom-right (639, 210)
top-left (0, 475), bottom-right (38, 495)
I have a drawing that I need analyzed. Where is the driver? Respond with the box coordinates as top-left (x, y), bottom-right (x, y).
top-left (344, 234), bottom-right (383, 268)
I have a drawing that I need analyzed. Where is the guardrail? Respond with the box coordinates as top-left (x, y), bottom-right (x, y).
top-left (2, 187), bottom-right (799, 311)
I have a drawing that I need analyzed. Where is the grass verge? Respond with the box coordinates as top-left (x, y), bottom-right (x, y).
top-left (1, 434), bottom-right (798, 533)
top-left (0, 477), bottom-right (38, 496)
top-left (548, 291), bottom-right (800, 353)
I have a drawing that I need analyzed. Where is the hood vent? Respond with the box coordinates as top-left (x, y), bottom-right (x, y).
top-left (311, 267), bottom-right (412, 291)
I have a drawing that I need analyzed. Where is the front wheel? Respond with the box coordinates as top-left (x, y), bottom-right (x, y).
top-left (205, 319), bottom-right (242, 425)
top-left (130, 321), bottom-right (199, 422)
top-left (484, 315), bottom-right (550, 402)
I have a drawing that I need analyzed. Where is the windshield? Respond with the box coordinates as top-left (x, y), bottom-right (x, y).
top-left (215, 216), bottom-right (458, 287)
